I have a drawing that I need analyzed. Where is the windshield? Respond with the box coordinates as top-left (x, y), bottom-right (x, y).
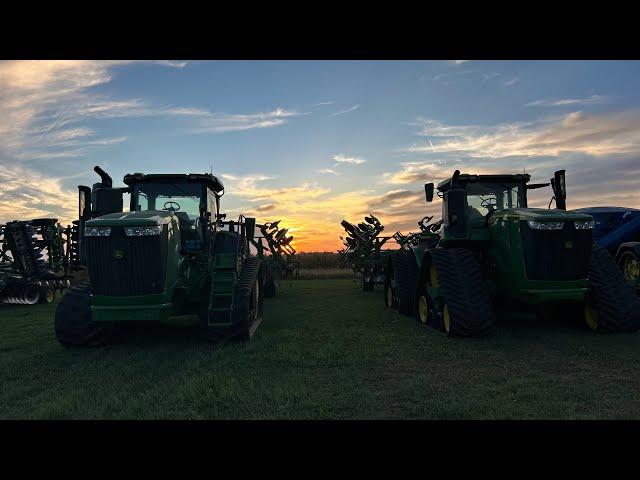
top-left (465, 182), bottom-right (523, 218)
top-left (132, 182), bottom-right (203, 219)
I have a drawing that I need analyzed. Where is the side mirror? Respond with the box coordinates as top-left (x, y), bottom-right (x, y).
top-left (245, 217), bottom-right (256, 240)
top-left (425, 183), bottom-right (434, 203)
top-left (444, 189), bottom-right (468, 237)
top-left (552, 169), bottom-right (566, 210)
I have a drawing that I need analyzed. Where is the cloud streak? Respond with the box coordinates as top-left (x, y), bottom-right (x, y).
top-left (329, 105), bottom-right (360, 117)
top-left (525, 94), bottom-right (607, 107)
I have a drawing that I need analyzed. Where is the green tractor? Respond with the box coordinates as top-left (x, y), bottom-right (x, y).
top-left (1, 219), bottom-right (73, 305)
top-left (384, 169), bottom-right (640, 336)
top-left (54, 166), bottom-right (264, 347)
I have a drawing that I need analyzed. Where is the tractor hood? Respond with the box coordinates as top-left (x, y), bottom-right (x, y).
top-left (86, 210), bottom-right (175, 227)
top-left (496, 208), bottom-right (593, 221)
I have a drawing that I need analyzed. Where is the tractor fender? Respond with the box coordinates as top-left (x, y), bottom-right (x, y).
top-left (614, 242), bottom-right (640, 264)
top-left (412, 243), bottom-right (429, 270)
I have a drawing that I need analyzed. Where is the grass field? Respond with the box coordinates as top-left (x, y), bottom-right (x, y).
top-left (2, 279), bottom-right (640, 419)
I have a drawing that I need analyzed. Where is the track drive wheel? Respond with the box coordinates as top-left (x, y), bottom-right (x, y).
top-left (54, 283), bottom-right (114, 347)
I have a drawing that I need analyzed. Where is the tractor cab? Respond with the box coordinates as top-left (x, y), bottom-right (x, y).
top-left (124, 173), bottom-right (224, 253)
top-left (425, 170), bottom-right (574, 244)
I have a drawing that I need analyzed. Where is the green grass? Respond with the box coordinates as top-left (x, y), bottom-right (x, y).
top-left (2, 279), bottom-right (640, 419)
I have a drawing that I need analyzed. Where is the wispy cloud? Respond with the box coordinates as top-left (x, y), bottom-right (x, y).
top-left (404, 110), bottom-right (640, 158)
top-left (525, 94), bottom-right (607, 107)
top-left (333, 154), bottom-right (366, 165)
top-left (504, 77), bottom-right (520, 87)
top-left (329, 105), bottom-right (360, 117)
top-left (319, 168), bottom-right (340, 175)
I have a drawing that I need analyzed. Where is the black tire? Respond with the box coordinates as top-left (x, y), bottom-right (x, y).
top-left (361, 271), bottom-right (374, 292)
top-left (54, 283), bottom-right (114, 347)
top-left (263, 275), bottom-right (277, 298)
top-left (390, 251), bottom-right (419, 315)
top-left (587, 246), bottom-right (640, 332)
top-left (383, 258), bottom-right (396, 309)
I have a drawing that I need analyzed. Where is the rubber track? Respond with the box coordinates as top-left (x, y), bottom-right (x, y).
top-left (430, 248), bottom-right (494, 337)
top-left (232, 256), bottom-right (264, 337)
top-left (588, 246), bottom-right (640, 332)
top-left (390, 250), bottom-right (419, 315)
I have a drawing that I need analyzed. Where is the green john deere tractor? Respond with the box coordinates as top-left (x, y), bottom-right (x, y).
top-left (384, 169), bottom-right (640, 336)
top-left (54, 166), bottom-right (264, 347)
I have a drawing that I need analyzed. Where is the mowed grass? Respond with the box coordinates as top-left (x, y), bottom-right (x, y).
top-left (1, 279), bottom-right (640, 419)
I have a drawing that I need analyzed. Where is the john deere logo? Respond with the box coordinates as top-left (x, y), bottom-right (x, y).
top-left (564, 241), bottom-right (573, 249)
top-left (113, 249), bottom-right (124, 259)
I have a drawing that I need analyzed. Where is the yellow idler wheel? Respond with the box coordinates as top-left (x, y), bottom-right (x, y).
top-left (386, 284), bottom-right (394, 308)
top-left (584, 299), bottom-right (599, 332)
top-left (418, 295), bottom-right (429, 324)
top-left (45, 288), bottom-right (56, 304)
top-left (443, 304), bottom-right (451, 334)
top-left (430, 262), bottom-right (439, 288)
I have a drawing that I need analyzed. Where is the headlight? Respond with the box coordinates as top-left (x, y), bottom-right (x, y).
top-left (574, 220), bottom-right (595, 230)
top-left (527, 221), bottom-right (564, 230)
top-left (84, 226), bottom-right (111, 237)
top-left (124, 226), bottom-right (163, 236)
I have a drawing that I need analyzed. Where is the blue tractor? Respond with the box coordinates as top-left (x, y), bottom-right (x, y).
top-left (573, 206), bottom-right (640, 294)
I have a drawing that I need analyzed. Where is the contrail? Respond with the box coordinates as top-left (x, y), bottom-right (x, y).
top-left (429, 140), bottom-right (437, 153)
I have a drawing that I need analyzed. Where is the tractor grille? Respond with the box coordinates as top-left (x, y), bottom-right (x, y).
top-left (520, 221), bottom-right (592, 281)
top-left (87, 226), bottom-right (168, 296)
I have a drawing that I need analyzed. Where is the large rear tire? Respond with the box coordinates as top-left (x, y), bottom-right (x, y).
top-left (586, 246), bottom-right (640, 332)
top-left (54, 282), bottom-right (114, 347)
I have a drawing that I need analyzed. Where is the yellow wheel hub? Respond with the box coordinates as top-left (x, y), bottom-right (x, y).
top-left (622, 255), bottom-right (640, 282)
top-left (430, 263), bottom-right (439, 287)
top-left (584, 300), bottom-right (599, 331)
top-left (45, 289), bottom-right (55, 303)
top-left (443, 304), bottom-right (451, 334)
top-left (418, 295), bottom-right (429, 324)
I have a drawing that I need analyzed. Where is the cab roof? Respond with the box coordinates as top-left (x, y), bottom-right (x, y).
top-left (123, 173), bottom-right (224, 194)
top-left (437, 173), bottom-right (531, 192)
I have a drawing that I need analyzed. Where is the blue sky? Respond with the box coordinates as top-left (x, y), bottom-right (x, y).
top-left (1, 60), bottom-right (640, 250)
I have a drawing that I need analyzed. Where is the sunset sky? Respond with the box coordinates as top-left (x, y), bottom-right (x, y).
top-left (1, 60), bottom-right (640, 251)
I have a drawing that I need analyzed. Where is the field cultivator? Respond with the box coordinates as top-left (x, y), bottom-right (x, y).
top-left (338, 214), bottom-right (395, 291)
top-left (1, 219), bottom-right (73, 305)
top-left (250, 220), bottom-right (299, 297)
top-left (384, 169), bottom-right (640, 336)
